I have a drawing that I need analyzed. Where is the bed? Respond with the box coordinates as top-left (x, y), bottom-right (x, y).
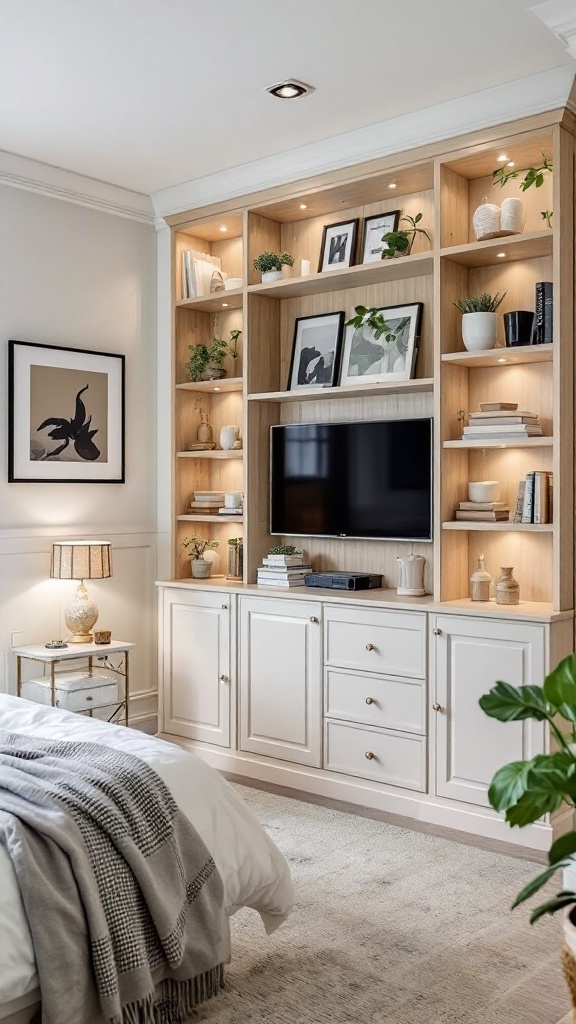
top-left (0, 694), bottom-right (293, 1023)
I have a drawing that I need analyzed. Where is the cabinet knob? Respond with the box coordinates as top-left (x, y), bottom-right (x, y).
top-left (365, 751), bottom-right (375, 760)
top-left (365, 697), bottom-right (375, 705)
top-left (365, 643), bottom-right (375, 651)
top-left (310, 615), bottom-right (319, 623)
top-left (219, 674), bottom-right (229, 682)
top-left (432, 703), bottom-right (442, 712)
top-left (222, 604), bottom-right (228, 610)
top-left (432, 628), bottom-right (442, 636)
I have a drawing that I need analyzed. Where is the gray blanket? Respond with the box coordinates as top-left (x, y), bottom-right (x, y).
top-left (0, 730), bottom-right (229, 1024)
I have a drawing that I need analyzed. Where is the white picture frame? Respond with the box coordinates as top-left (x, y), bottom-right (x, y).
top-left (339, 303), bottom-right (423, 385)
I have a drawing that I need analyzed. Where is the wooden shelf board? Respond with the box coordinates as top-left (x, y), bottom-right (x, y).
top-left (176, 377), bottom-right (243, 393)
top-left (248, 378), bottom-right (434, 403)
top-left (177, 514), bottom-right (244, 523)
top-left (442, 521), bottom-right (553, 532)
top-left (443, 437), bottom-right (552, 449)
top-left (441, 344), bottom-right (553, 368)
top-left (440, 230), bottom-right (552, 268)
top-left (176, 288), bottom-right (243, 312)
top-left (248, 252), bottom-right (433, 300)
top-left (176, 450), bottom-right (243, 459)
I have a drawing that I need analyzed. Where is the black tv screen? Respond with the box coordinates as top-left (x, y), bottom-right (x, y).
top-left (270, 418), bottom-right (432, 541)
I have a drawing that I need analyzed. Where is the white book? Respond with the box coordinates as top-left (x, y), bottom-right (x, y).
top-left (463, 424), bottom-right (542, 434)
top-left (522, 472), bottom-right (535, 523)
top-left (263, 555), bottom-right (305, 567)
top-left (533, 471), bottom-right (550, 524)
top-left (257, 578), bottom-right (307, 588)
top-left (469, 410), bottom-right (537, 419)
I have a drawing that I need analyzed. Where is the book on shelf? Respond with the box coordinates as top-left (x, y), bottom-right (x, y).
top-left (531, 282), bottom-right (553, 345)
top-left (455, 510), bottom-right (510, 521)
top-left (533, 470), bottom-right (550, 524)
top-left (262, 555), bottom-right (306, 567)
top-left (257, 567), bottom-right (311, 579)
top-left (468, 414), bottom-right (539, 426)
top-left (180, 250), bottom-right (222, 300)
top-left (458, 501), bottom-right (508, 511)
top-left (463, 424), bottom-right (542, 436)
top-left (256, 577), bottom-right (308, 588)
top-left (513, 480), bottom-right (526, 523)
top-left (521, 471), bottom-right (535, 523)
top-left (218, 507), bottom-right (243, 515)
top-left (469, 410), bottom-right (537, 420)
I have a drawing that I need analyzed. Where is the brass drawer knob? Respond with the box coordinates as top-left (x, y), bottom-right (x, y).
top-left (365, 751), bottom-right (375, 760)
top-left (365, 643), bottom-right (375, 651)
top-left (365, 697), bottom-right (375, 705)
top-left (432, 703), bottom-right (442, 712)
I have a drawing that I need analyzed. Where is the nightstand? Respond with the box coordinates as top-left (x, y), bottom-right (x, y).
top-left (13, 640), bottom-right (135, 726)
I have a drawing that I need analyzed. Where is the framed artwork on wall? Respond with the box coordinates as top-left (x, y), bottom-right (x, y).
top-left (287, 312), bottom-right (345, 391)
top-left (318, 219), bottom-right (359, 272)
top-left (361, 211), bottom-right (401, 263)
top-left (339, 302), bottom-right (423, 385)
top-left (8, 340), bottom-right (125, 483)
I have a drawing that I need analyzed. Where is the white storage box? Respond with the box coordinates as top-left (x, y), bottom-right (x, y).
top-left (22, 669), bottom-right (119, 712)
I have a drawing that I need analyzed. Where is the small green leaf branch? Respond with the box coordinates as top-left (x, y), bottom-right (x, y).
top-left (492, 152), bottom-right (553, 191)
top-left (345, 306), bottom-right (409, 343)
top-left (181, 537), bottom-right (220, 560)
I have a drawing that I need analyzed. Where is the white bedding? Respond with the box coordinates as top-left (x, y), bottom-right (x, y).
top-left (0, 695), bottom-right (293, 1009)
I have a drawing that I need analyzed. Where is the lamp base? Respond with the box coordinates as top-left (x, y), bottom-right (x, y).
top-left (65, 581), bottom-right (98, 644)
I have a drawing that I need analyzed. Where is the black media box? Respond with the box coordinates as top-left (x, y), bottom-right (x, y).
top-left (305, 572), bottom-right (383, 591)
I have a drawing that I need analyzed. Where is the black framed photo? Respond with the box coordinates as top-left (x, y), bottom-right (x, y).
top-left (318, 219), bottom-right (359, 272)
top-left (340, 303), bottom-right (423, 385)
top-left (287, 312), bottom-right (345, 391)
top-left (361, 211), bottom-right (401, 263)
top-left (8, 340), bottom-right (125, 483)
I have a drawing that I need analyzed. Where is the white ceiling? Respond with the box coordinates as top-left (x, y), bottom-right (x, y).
top-left (0, 0), bottom-right (573, 199)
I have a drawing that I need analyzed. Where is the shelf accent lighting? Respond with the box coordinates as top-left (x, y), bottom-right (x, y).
top-left (266, 80), bottom-right (313, 100)
top-left (497, 252), bottom-right (507, 258)
top-left (497, 154), bottom-right (509, 162)
top-left (387, 183), bottom-right (398, 189)
top-left (299, 204), bottom-right (308, 210)
top-left (219, 225), bottom-right (228, 232)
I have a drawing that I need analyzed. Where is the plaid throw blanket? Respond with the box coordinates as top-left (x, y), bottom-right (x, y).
top-left (0, 730), bottom-right (229, 1024)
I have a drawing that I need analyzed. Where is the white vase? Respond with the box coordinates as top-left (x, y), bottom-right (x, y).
top-left (461, 312), bottom-right (498, 351)
top-left (472, 202), bottom-right (501, 241)
top-left (397, 554), bottom-right (426, 596)
top-left (220, 424), bottom-right (240, 450)
top-left (191, 559), bottom-right (211, 579)
top-left (500, 197), bottom-right (525, 236)
top-left (261, 270), bottom-right (282, 283)
top-left (202, 549), bottom-right (221, 577)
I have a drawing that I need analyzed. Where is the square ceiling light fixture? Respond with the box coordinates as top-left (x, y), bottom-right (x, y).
top-left (266, 79), bottom-right (314, 100)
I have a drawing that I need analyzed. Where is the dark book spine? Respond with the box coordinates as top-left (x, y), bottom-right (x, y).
top-left (543, 282), bottom-right (553, 343)
top-left (531, 282), bottom-right (544, 344)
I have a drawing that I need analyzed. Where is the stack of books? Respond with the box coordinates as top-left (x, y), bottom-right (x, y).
top-left (462, 405), bottom-right (542, 442)
top-left (187, 491), bottom-right (225, 514)
top-left (257, 553), bottom-right (312, 589)
top-left (513, 471), bottom-right (553, 524)
top-left (455, 501), bottom-right (510, 523)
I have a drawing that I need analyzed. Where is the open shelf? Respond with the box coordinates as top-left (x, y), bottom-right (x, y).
top-left (443, 521), bottom-right (553, 532)
top-left (176, 377), bottom-right (243, 393)
top-left (248, 378), bottom-right (434, 403)
top-left (440, 230), bottom-right (553, 268)
top-left (177, 450), bottom-right (243, 459)
top-left (444, 437), bottom-right (552, 450)
top-left (441, 344), bottom-right (553, 368)
top-left (176, 288), bottom-right (243, 313)
top-left (177, 514), bottom-right (244, 523)
top-left (248, 252), bottom-right (433, 300)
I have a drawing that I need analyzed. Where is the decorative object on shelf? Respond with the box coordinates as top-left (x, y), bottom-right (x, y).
top-left (464, 407), bottom-right (541, 442)
top-left (500, 197), bottom-right (526, 235)
top-left (224, 277), bottom-right (243, 290)
top-left (492, 150), bottom-right (553, 229)
top-left (202, 547), bottom-right (221, 577)
top-left (495, 566), bottom-right (520, 605)
top-left (220, 424), bottom-right (240, 450)
top-left (257, 548), bottom-right (311, 588)
top-left (231, 439), bottom-right (242, 449)
top-left (456, 496), bottom-right (509, 522)
top-left (470, 554), bottom-right (492, 601)
top-left (468, 480), bottom-right (500, 503)
top-left (360, 211), bottom-right (400, 263)
top-left (287, 311), bottom-right (345, 391)
top-left (472, 199), bottom-right (502, 241)
top-left (252, 250), bottom-right (294, 283)
top-left (300, 259), bottom-right (311, 276)
top-left (197, 413), bottom-right (213, 445)
top-left (94, 630), bottom-right (112, 644)
top-left (187, 328), bottom-right (241, 382)
top-left (379, 212), bottom-right (431, 258)
top-left (181, 249), bottom-right (222, 299)
top-left (181, 537), bottom-right (219, 578)
top-left (453, 292), bottom-right (506, 352)
top-left (9, 340), bottom-right (125, 484)
top-left (318, 219), bottom-right (359, 272)
top-left (268, 545), bottom-right (302, 556)
top-left (224, 491), bottom-right (243, 509)
top-left (504, 310), bottom-right (534, 347)
top-left (209, 269), bottom-right (225, 292)
top-left (531, 282), bottom-right (553, 345)
top-left (226, 537), bottom-right (243, 580)
top-left (51, 540), bottom-right (113, 643)
top-left (396, 553), bottom-right (426, 596)
top-left (340, 302), bottom-right (422, 385)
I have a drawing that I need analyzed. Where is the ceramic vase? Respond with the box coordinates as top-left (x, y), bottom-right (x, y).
top-left (461, 312), bottom-right (498, 351)
top-left (191, 559), bottom-right (211, 579)
top-left (472, 201), bottom-right (501, 241)
top-left (220, 424), bottom-right (240, 450)
top-left (197, 414), bottom-right (213, 444)
top-left (396, 554), bottom-right (426, 596)
top-left (495, 566), bottom-right (520, 605)
top-left (202, 549), bottom-right (220, 577)
top-left (470, 554), bottom-right (492, 602)
top-left (261, 270), bottom-right (282, 283)
top-left (500, 197), bottom-right (525, 235)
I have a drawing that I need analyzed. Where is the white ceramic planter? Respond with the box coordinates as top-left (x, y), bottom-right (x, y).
top-left (472, 202), bottom-right (501, 241)
top-left (261, 270), bottom-right (282, 283)
top-left (220, 424), bottom-right (240, 450)
top-left (191, 559), bottom-right (211, 579)
top-left (500, 197), bottom-right (525, 235)
top-left (461, 312), bottom-right (498, 351)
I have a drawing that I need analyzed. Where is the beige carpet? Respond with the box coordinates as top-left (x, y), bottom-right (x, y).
top-left (195, 783), bottom-right (571, 1024)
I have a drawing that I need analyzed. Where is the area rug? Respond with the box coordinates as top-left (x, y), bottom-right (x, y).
top-left (195, 783), bottom-right (570, 1024)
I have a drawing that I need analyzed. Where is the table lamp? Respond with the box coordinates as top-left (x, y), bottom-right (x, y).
top-left (51, 540), bottom-right (112, 643)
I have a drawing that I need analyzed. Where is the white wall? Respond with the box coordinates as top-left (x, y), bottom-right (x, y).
top-left (0, 184), bottom-right (158, 726)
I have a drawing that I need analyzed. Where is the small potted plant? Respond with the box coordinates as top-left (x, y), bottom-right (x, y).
top-left (380, 213), bottom-right (431, 259)
top-left (453, 291), bottom-right (506, 352)
top-left (187, 329), bottom-right (241, 382)
top-left (252, 251), bottom-right (295, 283)
top-left (182, 537), bottom-right (219, 578)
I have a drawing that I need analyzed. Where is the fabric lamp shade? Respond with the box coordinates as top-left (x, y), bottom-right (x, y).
top-left (51, 541), bottom-right (112, 581)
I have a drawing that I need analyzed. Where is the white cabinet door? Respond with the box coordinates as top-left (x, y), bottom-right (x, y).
top-left (161, 588), bottom-right (231, 746)
top-left (433, 615), bottom-right (546, 807)
top-left (239, 596), bottom-right (322, 766)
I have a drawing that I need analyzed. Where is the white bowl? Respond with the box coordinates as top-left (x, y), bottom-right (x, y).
top-left (224, 277), bottom-right (243, 290)
top-left (468, 480), bottom-right (501, 503)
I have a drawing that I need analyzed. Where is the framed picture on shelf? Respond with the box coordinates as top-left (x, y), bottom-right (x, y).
top-left (287, 312), bottom-right (345, 391)
top-left (339, 302), bottom-right (423, 385)
top-left (361, 211), bottom-right (401, 263)
top-left (8, 340), bottom-right (125, 483)
top-left (318, 219), bottom-right (359, 272)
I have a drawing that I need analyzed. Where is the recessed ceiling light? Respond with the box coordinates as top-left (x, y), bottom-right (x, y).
top-left (497, 358), bottom-right (507, 363)
top-left (387, 183), bottom-right (397, 189)
top-left (266, 79), bottom-right (314, 100)
top-left (213, 387), bottom-right (221, 391)
top-left (219, 225), bottom-right (228, 232)
top-left (222, 303), bottom-right (229, 307)
top-left (497, 252), bottom-right (507, 258)
top-left (299, 203), bottom-right (308, 210)
top-left (507, 161), bottom-right (515, 168)
top-left (497, 154), bottom-right (508, 162)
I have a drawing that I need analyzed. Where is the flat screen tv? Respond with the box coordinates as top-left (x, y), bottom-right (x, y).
top-left (270, 418), bottom-right (433, 542)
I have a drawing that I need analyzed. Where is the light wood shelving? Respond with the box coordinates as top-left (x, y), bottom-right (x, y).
top-left (443, 437), bottom-right (553, 449)
top-left (176, 377), bottom-right (243, 393)
top-left (177, 450), bottom-right (243, 459)
top-left (177, 514), bottom-right (244, 524)
top-left (441, 345), bottom-right (553, 368)
top-left (248, 378), bottom-right (434, 403)
top-left (442, 522), bottom-right (553, 532)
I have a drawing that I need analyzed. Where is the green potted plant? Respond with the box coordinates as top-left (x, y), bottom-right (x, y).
top-left (181, 537), bottom-right (219, 578)
top-left (453, 291), bottom-right (506, 352)
top-left (252, 251), bottom-right (295, 283)
top-left (480, 652), bottom-right (576, 1011)
top-left (187, 329), bottom-right (241, 382)
top-left (380, 212), bottom-right (431, 259)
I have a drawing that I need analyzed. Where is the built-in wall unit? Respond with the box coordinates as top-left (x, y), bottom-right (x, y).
top-left (157, 103), bottom-right (575, 853)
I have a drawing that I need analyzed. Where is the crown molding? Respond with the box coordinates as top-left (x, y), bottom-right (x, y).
top-left (0, 149), bottom-right (155, 224)
top-left (152, 66), bottom-right (576, 220)
top-left (531, 0), bottom-right (576, 58)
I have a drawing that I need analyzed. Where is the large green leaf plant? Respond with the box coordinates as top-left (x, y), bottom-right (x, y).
top-left (480, 653), bottom-right (576, 923)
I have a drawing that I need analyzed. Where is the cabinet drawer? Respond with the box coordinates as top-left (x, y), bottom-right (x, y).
top-left (324, 606), bottom-right (426, 677)
top-left (324, 720), bottom-right (426, 791)
top-left (325, 669), bottom-right (425, 733)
